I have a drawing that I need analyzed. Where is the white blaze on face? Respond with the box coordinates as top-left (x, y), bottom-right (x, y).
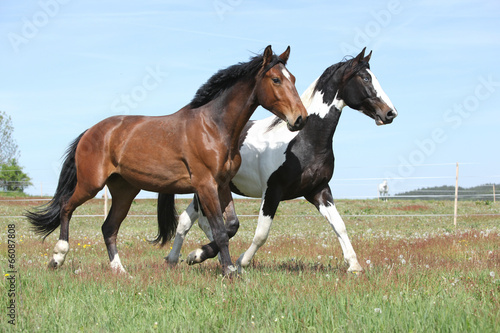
top-left (366, 69), bottom-right (396, 112)
top-left (281, 68), bottom-right (292, 82)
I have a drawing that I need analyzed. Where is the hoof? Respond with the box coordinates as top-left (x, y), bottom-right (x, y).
top-left (347, 262), bottom-right (364, 273)
top-left (223, 265), bottom-right (239, 278)
top-left (235, 255), bottom-right (247, 274)
top-left (348, 270), bottom-right (363, 277)
top-left (164, 256), bottom-right (178, 267)
top-left (110, 266), bottom-right (130, 277)
top-left (186, 249), bottom-right (204, 265)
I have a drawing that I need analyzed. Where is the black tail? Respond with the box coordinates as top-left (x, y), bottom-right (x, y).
top-left (153, 193), bottom-right (179, 246)
top-left (25, 132), bottom-right (86, 239)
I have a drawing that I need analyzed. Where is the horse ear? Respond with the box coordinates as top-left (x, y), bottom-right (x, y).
top-left (278, 46), bottom-right (290, 64)
top-left (363, 50), bottom-right (372, 63)
top-left (262, 45), bottom-right (273, 68)
top-left (351, 47), bottom-right (366, 67)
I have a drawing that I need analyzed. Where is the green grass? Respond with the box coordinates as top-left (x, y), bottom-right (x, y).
top-left (1, 198), bottom-right (499, 332)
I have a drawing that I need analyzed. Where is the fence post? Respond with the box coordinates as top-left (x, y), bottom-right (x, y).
top-left (104, 186), bottom-right (109, 219)
top-left (454, 162), bottom-right (459, 227)
top-left (494, 184), bottom-right (496, 203)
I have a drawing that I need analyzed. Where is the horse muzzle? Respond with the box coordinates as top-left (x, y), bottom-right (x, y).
top-left (375, 108), bottom-right (397, 126)
top-left (287, 115), bottom-right (307, 131)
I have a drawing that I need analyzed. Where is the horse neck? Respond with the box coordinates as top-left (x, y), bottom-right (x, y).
top-left (298, 78), bottom-right (344, 151)
top-left (211, 79), bottom-right (259, 149)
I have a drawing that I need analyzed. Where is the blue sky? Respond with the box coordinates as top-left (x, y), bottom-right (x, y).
top-left (1, 0), bottom-right (499, 199)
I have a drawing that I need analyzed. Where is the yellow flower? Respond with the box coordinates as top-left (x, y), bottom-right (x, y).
top-left (4, 273), bottom-right (9, 277)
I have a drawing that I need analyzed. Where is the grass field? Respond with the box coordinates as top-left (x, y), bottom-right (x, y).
top-left (1, 197), bottom-right (499, 332)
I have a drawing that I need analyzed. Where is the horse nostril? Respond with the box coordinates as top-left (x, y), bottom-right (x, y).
top-left (294, 115), bottom-right (303, 128)
top-left (387, 110), bottom-right (397, 119)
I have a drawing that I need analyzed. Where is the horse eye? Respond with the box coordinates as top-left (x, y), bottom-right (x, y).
top-left (363, 77), bottom-right (370, 82)
top-left (272, 77), bottom-right (281, 84)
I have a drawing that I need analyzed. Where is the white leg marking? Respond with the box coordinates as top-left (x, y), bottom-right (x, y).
top-left (186, 248), bottom-right (204, 265)
top-left (110, 253), bottom-right (127, 274)
top-left (51, 240), bottom-right (69, 267)
top-left (237, 200), bottom-right (273, 267)
top-left (166, 202), bottom-right (199, 265)
top-left (319, 203), bottom-right (363, 272)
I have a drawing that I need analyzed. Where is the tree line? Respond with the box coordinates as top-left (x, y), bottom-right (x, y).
top-left (393, 183), bottom-right (499, 201)
top-left (0, 111), bottom-right (31, 194)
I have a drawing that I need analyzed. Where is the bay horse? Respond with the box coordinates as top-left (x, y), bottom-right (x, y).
top-left (162, 48), bottom-right (397, 272)
top-left (26, 45), bottom-right (308, 277)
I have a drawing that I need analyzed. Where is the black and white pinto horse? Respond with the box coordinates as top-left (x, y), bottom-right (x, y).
top-left (161, 48), bottom-right (397, 272)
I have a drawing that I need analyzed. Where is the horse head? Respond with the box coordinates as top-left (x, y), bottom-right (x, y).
top-left (255, 45), bottom-right (308, 131)
top-left (340, 48), bottom-right (397, 126)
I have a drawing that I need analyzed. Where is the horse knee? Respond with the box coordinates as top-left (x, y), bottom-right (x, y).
top-left (226, 218), bottom-right (240, 238)
top-left (212, 229), bottom-right (229, 247)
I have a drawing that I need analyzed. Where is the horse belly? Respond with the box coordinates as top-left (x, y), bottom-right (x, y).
top-left (119, 165), bottom-right (194, 194)
top-left (111, 120), bottom-right (194, 193)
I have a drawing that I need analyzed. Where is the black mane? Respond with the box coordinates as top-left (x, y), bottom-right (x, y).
top-left (190, 53), bottom-right (284, 109)
top-left (315, 57), bottom-right (370, 95)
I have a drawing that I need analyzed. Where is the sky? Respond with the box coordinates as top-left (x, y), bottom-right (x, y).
top-left (1, 0), bottom-right (499, 199)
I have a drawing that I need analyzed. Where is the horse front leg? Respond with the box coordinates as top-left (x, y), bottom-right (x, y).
top-left (236, 188), bottom-right (280, 269)
top-left (188, 182), bottom-right (236, 276)
top-left (101, 178), bottom-right (139, 275)
top-left (306, 186), bottom-right (363, 273)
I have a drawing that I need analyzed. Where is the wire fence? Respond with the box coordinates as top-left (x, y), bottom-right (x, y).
top-left (1, 162), bottom-right (499, 222)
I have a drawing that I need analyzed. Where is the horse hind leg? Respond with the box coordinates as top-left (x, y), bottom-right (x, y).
top-left (49, 184), bottom-right (99, 269)
top-left (101, 176), bottom-right (139, 274)
top-left (164, 198), bottom-right (200, 265)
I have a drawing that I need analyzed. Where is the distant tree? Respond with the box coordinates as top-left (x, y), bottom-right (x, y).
top-left (0, 111), bottom-right (31, 193)
top-left (0, 159), bottom-right (32, 192)
top-left (0, 111), bottom-right (19, 164)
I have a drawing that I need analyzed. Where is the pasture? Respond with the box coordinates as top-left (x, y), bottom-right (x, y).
top-left (1, 197), bottom-right (499, 332)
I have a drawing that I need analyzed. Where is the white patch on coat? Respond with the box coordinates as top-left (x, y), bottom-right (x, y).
top-left (233, 116), bottom-right (299, 197)
top-left (299, 77), bottom-right (319, 108)
top-left (300, 78), bottom-right (345, 118)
